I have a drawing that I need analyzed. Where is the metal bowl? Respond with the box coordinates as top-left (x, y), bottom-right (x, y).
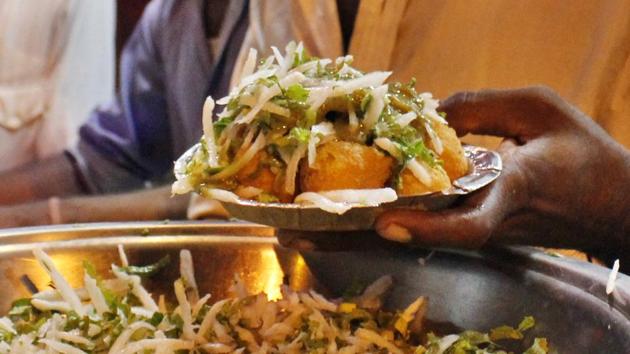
top-left (0, 222), bottom-right (628, 353)
top-left (216, 145), bottom-right (501, 231)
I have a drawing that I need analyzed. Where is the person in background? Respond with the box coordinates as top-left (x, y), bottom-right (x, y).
top-left (0, 0), bottom-right (247, 225)
top-left (0, 0), bottom-right (114, 171)
top-left (0, 1), bottom-right (627, 264)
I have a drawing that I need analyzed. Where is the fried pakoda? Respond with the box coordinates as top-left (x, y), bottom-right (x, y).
top-left (235, 150), bottom-right (293, 202)
top-left (433, 123), bottom-right (469, 181)
top-left (300, 141), bottom-right (394, 192)
top-left (398, 164), bottom-right (451, 196)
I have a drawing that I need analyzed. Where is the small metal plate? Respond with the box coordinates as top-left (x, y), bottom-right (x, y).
top-left (219, 145), bottom-right (501, 231)
top-left (0, 222), bottom-right (628, 353)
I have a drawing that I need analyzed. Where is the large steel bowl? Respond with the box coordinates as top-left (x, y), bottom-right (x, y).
top-left (0, 222), bottom-right (627, 353)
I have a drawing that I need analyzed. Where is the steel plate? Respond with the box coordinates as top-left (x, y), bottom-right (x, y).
top-left (218, 145), bottom-right (502, 231)
top-left (0, 222), bottom-right (628, 353)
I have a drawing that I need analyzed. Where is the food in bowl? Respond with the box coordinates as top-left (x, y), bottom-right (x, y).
top-left (172, 42), bottom-right (470, 214)
top-left (0, 248), bottom-right (549, 353)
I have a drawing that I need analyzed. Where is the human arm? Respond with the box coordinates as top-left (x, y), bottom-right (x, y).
top-left (375, 86), bottom-right (630, 262)
top-left (0, 154), bottom-right (83, 205)
top-left (0, 185), bottom-right (188, 228)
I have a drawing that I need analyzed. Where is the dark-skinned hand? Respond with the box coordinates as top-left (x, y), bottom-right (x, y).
top-left (279, 87), bottom-right (630, 264)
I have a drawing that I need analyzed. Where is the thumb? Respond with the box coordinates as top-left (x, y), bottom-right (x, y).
top-left (374, 200), bottom-right (501, 249)
top-left (440, 86), bottom-right (564, 140)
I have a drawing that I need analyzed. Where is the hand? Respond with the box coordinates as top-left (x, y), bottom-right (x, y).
top-left (375, 86), bottom-right (630, 261)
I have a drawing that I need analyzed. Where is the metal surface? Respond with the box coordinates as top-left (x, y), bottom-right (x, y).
top-left (221, 145), bottom-right (502, 231)
top-left (0, 222), bottom-right (628, 353)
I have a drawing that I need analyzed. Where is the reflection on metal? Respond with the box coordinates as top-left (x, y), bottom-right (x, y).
top-left (259, 248), bottom-right (284, 300)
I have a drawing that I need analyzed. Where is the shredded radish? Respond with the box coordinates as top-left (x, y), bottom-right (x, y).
top-left (338, 63), bottom-right (362, 77)
top-left (374, 137), bottom-right (402, 160)
top-left (200, 342), bottom-right (236, 353)
top-left (210, 133), bottom-right (266, 180)
top-left (407, 159), bottom-right (433, 185)
top-left (277, 41), bottom-right (297, 77)
top-left (239, 95), bottom-right (290, 117)
top-left (174, 279), bottom-right (195, 340)
top-left (228, 68), bottom-right (277, 95)
top-left (117, 244), bottom-right (129, 267)
top-left (606, 259), bottom-right (620, 295)
top-left (0, 318), bottom-right (16, 335)
top-left (240, 126), bottom-right (257, 150)
top-left (295, 58), bottom-right (332, 73)
top-left (436, 334), bottom-right (461, 354)
top-left (284, 145), bottom-right (307, 195)
top-left (235, 186), bottom-right (263, 199)
top-left (39, 339), bottom-right (88, 354)
top-left (239, 48), bottom-right (258, 83)
top-left (317, 188), bottom-right (398, 205)
top-left (202, 189), bottom-right (241, 203)
top-left (419, 92), bottom-right (447, 124)
top-left (348, 101), bottom-right (359, 132)
top-left (180, 250), bottom-right (199, 303)
top-left (425, 122), bottom-right (444, 154)
top-left (112, 267), bottom-right (158, 312)
top-left (56, 332), bottom-right (92, 346)
top-left (307, 122), bottom-right (335, 166)
top-left (363, 84), bottom-right (389, 130)
top-left (130, 306), bottom-right (155, 318)
top-left (271, 46), bottom-right (285, 69)
top-left (33, 249), bottom-right (85, 317)
top-left (356, 328), bottom-right (404, 354)
top-left (202, 97), bottom-right (220, 168)
top-left (193, 294), bottom-right (212, 318)
top-left (32, 288), bottom-right (65, 301)
top-left (84, 271), bottom-right (109, 315)
top-left (119, 338), bottom-right (194, 354)
top-left (171, 177), bottom-right (193, 195)
top-left (153, 331), bottom-right (170, 354)
top-left (396, 111), bottom-right (417, 127)
top-left (294, 188), bottom-right (397, 215)
top-left (108, 322), bottom-right (155, 354)
top-left (306, 86), bottom-right (333, 111)
top-left (332, 71), bottom-right (391, 96)
top-left (238, 72), bottom-right (305, 124)
top-left (294, 192), bottom-right (356, 214)
top-left (197, 299), bottom-right (230, 343)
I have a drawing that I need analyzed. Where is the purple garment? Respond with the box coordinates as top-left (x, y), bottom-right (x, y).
top-left (68, 0), bottom-right (248, 193)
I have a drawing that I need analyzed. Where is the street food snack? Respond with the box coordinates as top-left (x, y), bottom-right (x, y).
top-left (173, 42), bottom-right (472, 214)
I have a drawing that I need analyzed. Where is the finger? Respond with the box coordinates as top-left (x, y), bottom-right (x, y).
top-left (439, 86), bottom-right (564, 140)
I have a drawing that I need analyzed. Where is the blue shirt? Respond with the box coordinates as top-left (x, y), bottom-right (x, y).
top-left (68, 0), bottom-right (248, 193)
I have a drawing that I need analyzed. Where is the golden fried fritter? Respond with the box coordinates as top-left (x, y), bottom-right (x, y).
top-left (433, 123), bottom-right (469, 181)
top-left (398, 164), bottom-right (451, 196)
top-left (235, 150), bottom-right (292, 202)
top-left (300, 141), bottom-right (395, 192)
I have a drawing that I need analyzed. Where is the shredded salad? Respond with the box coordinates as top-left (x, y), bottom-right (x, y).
top-left (172, 42), bottom-right (469, 214)
top-left (0, 247), bottom-right (550, 353)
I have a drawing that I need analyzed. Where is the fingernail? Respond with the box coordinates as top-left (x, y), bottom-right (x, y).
top-left (379, 223), bottom-right (412, 243)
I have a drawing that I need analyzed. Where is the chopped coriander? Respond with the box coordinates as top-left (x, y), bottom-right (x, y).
top-left (285, 83), bottom-right (309, 102)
